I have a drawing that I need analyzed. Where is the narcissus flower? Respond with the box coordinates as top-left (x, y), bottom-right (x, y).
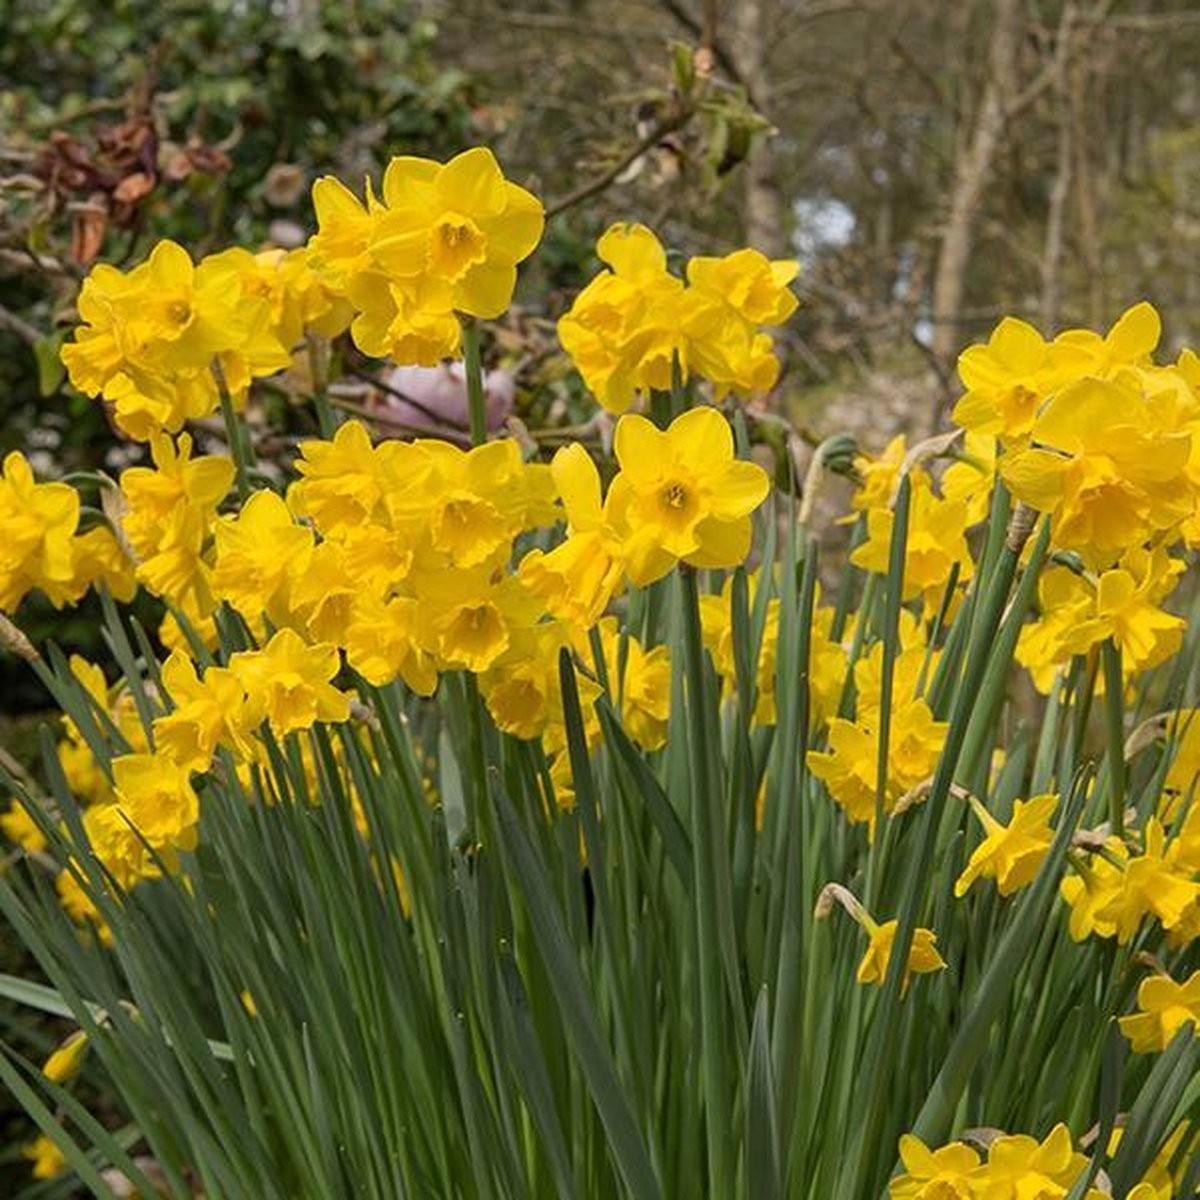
top-left (518, 443), bottom-right (626, 628)
top-left (851, 471), bottom-right (974, 606)
top-left (287, 419), bottom-right (427, 533)
top-left (953, 316), bottom-right (1078, 444)
top-left (809, 699), bottom-right (947, 834)
top-left (557, 223), bottom-right (797, 412)
top-left (607, 407), bottom-right (770, 586)
top-left (1001, 377), bottom-right (1193, 558)
top-left (307, 148), bottom-right (543, 363)
top-left (154, 651), bottom-right (259, 770)
top-left (1054, 300), bottom-right (1162, 379)
top-left (1065, 545), bottom-right (1185, 672)
top-left (62, 239), bottom-right (290, 439)
top-left (212, 490), bottom-right (314, 626)
top-left (974, 1123), bottom-right (1088, 1198)
top-left (344, 593), bottom-right (438, 696)
top-left (851, 434), bottom-right (907, 513)
top-left (201, 245), bottom-right (352, 351)
top-left (856, 918), bottom-right (946, 991)
top-left (23, 1133), bottom-right (66, 1180)
top-left (699, 571), bottom-right (782, 727)
top-left (686, 248), bottom-right (798, 326)
top-left (889, 1134), bottom-right (979, 1199)
top-left (556, 224), bottom-right (687, 414)
top-left (589, 617), bottom-right (671, 751)
top-left (1, 801), bottom-right (48, 854)
top-left (369, 149), bottom-right (544, 316)
top-left (1060, 838), bottom-right (1126, 942)
top-left (0, 451), bottom-right (80, 612)
top-left (954, 793), bottom-right (1057, 898)
top-left (231, 629), bottom-right (351, 736)
top-left (120, 432), bottom-right (233, 612)
top-left (84, 752), bottom-right (201, 886)
top-left (111, 753), bottom-right (200, 853)
top-left (1096, 818), bottom-right (1199, 943)
top-left (42, 1030), bottom-right (89, 1084)
top-left (1119, 970), bottom-right (1200, 1053)
top-left (817, 884), bottom-right (945, 993)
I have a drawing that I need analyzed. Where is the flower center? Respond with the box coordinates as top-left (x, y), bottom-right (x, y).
top-left (430, 215), bottom-right (487, 280)
top-left (662, 482), bottom-right (688, 509)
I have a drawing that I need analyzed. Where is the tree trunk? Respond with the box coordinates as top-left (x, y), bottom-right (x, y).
top-left (930, 0), bottom-right (1023, 369)
top-left (733, 0), bottom-right (787, 257)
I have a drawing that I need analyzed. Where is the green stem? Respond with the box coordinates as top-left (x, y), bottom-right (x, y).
top-left (463, 321), bottom-right (487, 446)
top-left (306, 334), bottom-right (337, 439)
top-left (866, 473), bottom-right (910, 909)
top-left (678, 567), bottom-right (732, 1198)
top-left (213, 364), bottom-right (252, 501)
top-left (840, 505), bottom-right (1037, 1197)
top-left (1101, 638), bottom-right (1126, 838)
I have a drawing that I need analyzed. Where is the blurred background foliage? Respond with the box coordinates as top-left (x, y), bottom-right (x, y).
top-left (3, 0), bottom-right (1200, 1189)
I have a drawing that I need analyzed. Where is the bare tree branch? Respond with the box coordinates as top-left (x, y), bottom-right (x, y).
top-left (0, 301), bottom-right (42, 346)
top-left (544, 106), bottom-right (695, 220)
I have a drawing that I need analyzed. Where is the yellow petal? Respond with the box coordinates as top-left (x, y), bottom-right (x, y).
top-left (436, 147), bottom-right (507, 217)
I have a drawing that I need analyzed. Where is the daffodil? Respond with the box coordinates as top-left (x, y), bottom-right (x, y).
top-left (212, 490), bottom-right (314, 626)
top-left (558, 224), bottom-right (797, 412)
top-left (809, 699), bottom-right (947, 834)
top-left (120, 432), bottom-right (232, 610)
top-left (154, 651), bottom-right (259, 770)
top-left (42, 1030), bottom-right (89, 1084)
top-left (1001, 377), bottom-right (1193, 558)
top-left (368, 148), bottom-right (544, 316)
top-left (1097, 818), bottom-right (1200, 943)
top-left (518, 443), bottom-right (625, 628)
top-left (202, 245), bottom-right (351, 351)
top-left (851, 471), bottom-right (974, 606)
top-left (590, 616), bottom-right (671, 751)
top-left (1060, 839), bottom-right (1126, 941)
top-left (817, 884), bottom-right (946, 992)
top-left (231, 629), bottom-right (351, 736)
top-left (62, 239), bottom-right (290, 439)
top-left (699, 571), bottom-right (781, 726)
top-left (971, 1123), bottom-right (1088, 1198)
top-left (1119, 970), bottom-right (1200, 1053)
top-left (343, 593), bottom-right (438, 696)
top-left (556, 223), bottom-right (687, 413)
top-left (954, 793), bottom-right (1057, 898)
top-left (953, 315), bottom-right (1079, 444)
top-left (851, 434), bottom-right (907, 513)
top-left (889, 1134), bottom-right (980, 1199)
top-left (23, 1133), bottom-right (67, 1180)
top-left (0, 451), bottom-right (81, 612)
top-left (1, 801), bottom-right (48, 854)
top-left (607, 407), bottom-right (770, 586)
top-left (856, 918), bottom-right (946, 991)
top-left (307, 148), bottom-right (543, 363)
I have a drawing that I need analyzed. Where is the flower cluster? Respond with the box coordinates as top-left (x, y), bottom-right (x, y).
top-left (8, 142), bottom-right (1200, 1196)
top-left (808, 618), bottom-right (947, 837)
top-left (61, 240), bottom-right (297, 440)
top-left (1061, 808), bottom-right (1199, 950)
top-left (956, 304), bottom-right (1198, 685)
top-left (0, 452), bottom-right (134, 613)
top-left (557, 223), bottom-right (797, 413)
top-left (307, 147), bottom-right (544, 363)
top-left (891, 1121), bottom-right (1194, 1198)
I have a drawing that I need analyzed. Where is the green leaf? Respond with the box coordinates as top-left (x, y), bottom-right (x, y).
top-left (33, 332), bottom-right (66, 397)
top-left (492, 783), bottom-right (661, 1200)
top-left (746, 987), bottom-right (782, 1200)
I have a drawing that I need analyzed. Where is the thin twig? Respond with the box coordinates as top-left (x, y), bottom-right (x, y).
top-left (544, 107), bottom-right (695, 220)
top-left (0, 301), bottom-right (43, 346)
